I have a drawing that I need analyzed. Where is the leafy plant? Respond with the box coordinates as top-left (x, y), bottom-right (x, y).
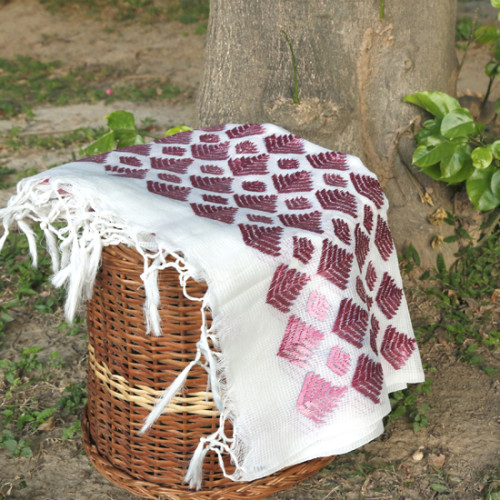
top-left (0, 430), bottom-right (32, 457)
top-left (404, 91), bottom-right (500, 211)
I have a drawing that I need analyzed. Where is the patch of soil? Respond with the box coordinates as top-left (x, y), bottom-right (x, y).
top-left (0, 2), bottom-right (499, 499)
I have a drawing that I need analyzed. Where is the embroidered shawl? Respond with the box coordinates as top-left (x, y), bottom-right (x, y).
top-left (0, 123), bottom-right (424, 488)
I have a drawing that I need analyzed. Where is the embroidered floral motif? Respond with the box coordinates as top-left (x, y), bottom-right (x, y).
top-left (324, 173), bottom-right (348, 187)
top-left (199, 134), bottom-right (220, 143)
top-left (105, 165), bottom-right (148, 179)
top-left (238, 224), bottom-right (283, 256)
top-left (162, 146), bottom-right (186, 156)
top-left (306, 291), bottom-right (330, 321)
top-left (285, 197), bottom-right (313, 210)
top-left (228, 154), bottom-right (270, 176)
top-left (278, 158), bottom-right (299, 169)
top-left (157, 130), bottom-right (192, 144)
top-left (266, 264), bottom-right (311, 313)
top-left (190, 175), bottom-right (234, 193)
top-left (380, 326), bottom-right (416, 369)
top-left (242, 180), bottom-right (267, 192)
top-left (356, 276), bottom-right (373, 308)
top-left (327, 346), bottom-right (351, 376)
top-left (147, 181), bottom-right (191, 201)
top-left (247, 214), bottom-right (274, 225)
top-left (191, 142), bottom-right (230, 161)
top-left (350, 173), bottom-right (385, 209)
top-left (352, 354), bottom-right (383, 404)
top-left (200, 165), bottom-right (225, 175)
top-left (272, 171), bottom-right (313, 193)
top-left (190, 203), bottom-right (238, 224)
top-left (317, 239), bottom-right (353, 289)
top-left (201, 194), bottom-right (229, 205)
top-left (234, 194), bottom-right (278, 213)
top-left (278, 211), bottom-right (323, 233)
top-left (354, 225), bottom-right (370, 271)
top-left (363, 205), bottom-right (374, 234)
top-left (315, 189), bottom-right (357, 217)
top-left (151, 157), bottom-right (193, 174)
top-left (331, 297), bottom-right (368, 348)
top-left (119, 156), bottom-right (143, 167)
top-left (369, 315), bottom-right (380, 355)
top-left (331, 219), bottom-right (351, 246)
top-left (235, 140), bottom-right (259, 154)
top-left (265, 134), bottom-right (304, 154)
top-left (292, 236), bottom-right (314, 264)
top-left (375, 215), bottom-right (394, 261)
top-left (306, 152), bottom-right (348, 170)
top-left (376, 272), bottom-right (402, 319)
top-left (226, 123), bottom-right (264, 138)
top-left (365, 261), bottom-right (377, 291)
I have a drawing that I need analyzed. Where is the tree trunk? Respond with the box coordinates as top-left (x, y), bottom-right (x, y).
top-left (198, 0), bottom-right (459, 267)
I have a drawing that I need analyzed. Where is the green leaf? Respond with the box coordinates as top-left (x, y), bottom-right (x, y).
top-left (437, 253), bottom-right (446, 273)
top-left (105, 110), bottom-right (136, 131)
top-left (439, 144), bottom-right (471, 180)
top-left (495, 98), bottom-right (500, 116)
top-left (430, 483), bottom-right (448, 493)
top-left (412, 142), bottom-right (456, 168)
top-left (491, 169), bottom-right (500, 199)
top-left (19, 446), bottom-right (33, 457)
top-left (475, 25), bottom-right (500, 44)
top-left (81, 131), bottom-right (115, 156)
top-left (404, 91), bottom-right (461, 119)
top-left (485, 61), bottom-right (500, 77)
top-left (440, 108), bottom-right (476, 138)
top-left (164, 125), bottom-right (192, 137)
top-left (420, 164), bottom-right (445, 181)
top-left (471, 147), bottom-right (493, 170)
top-left (115, 130), bottom-right (145, 148)
top-left (466, 164), bottom-right (500, 211)
top-left (493, 0), bottom-right (500, 8)
top-left (491, 140), bottom-right (500, 160)
top-left (441, 156), bottom-right (474, 185)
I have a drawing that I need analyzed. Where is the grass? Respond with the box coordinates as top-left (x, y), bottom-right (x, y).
top-left (0, 55), bottom-right (180, 119)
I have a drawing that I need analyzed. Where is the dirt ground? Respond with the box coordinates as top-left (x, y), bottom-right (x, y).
top-left (0, 1), bottom-right (499, 499)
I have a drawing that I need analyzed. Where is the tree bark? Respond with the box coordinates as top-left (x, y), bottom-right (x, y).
top-left (198, 0), bottom-right (459, 267)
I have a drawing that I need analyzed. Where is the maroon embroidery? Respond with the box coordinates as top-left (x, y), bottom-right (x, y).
top-left (292, 236), bottom-right (314, 264)
top-left (76, 152), bottom-right (108, 163)
top-left (365, 261), bottom-right (377, 291)
top-left (119, 156), bottom-right (143, 167)
top-left (352, 354), bottom-right (383, 404)
top-left (228, 154), bottom-right (270, 176)
top-left (242, 180), bottom-right (267, 192)
top-left (317, 240), bottom-right (353, 289)
top-left (306, 291), bottom-right (330, 321)
top-left (190, 175), bottom-right (233, 193)
top-left (285, 197), bottom-right (313, 210)
top-left (297, 372), bottom-right (347, 424)
top-left (331, 298), bottom-right (368, 348)
top-left (147, 181), bottom-right (191, 201)
top-left (279, 211), bottom-right (323, 234)
top-left (277, 315), bottom-right (324, 367)
top-left (234, 194), bottom-right (277, 213)
top-left (363, 205), bottom-right (374, 233)
top-left (331, 219), bottom-right (351, 246)
top-left (265, 134), bottom-right (304, 154)
top-left (105, 165), bottom-right (148, 179)
top-left (350, 173), bottom-right (385, 209)
top-left (354, 225), bottom-right (370, 271)
top-left (376, 272), bottom-right (402, 319)
top-left (151, 157), bottom-right (193, 174)
top-left (239, 224), bottom-right (284, 256)
top-left (191, 142), bottom-right (230, 161)
top-left (117, 144), bottom-right (151, 156)
top-left (226, 124), bottom-right (264, 138)
top-left (247, 214), bottom-right (274, 224)
top-left (235, 140), bottom-right (259, 154)
top-left (306, 152), bottom-right (348, 170)
top-left (324, 173), bottom-right (348, 187)
top-left (156, 130), bottom-right (192, 144)
top-left (278, 158), bottom-right (299, 170)
top-left (370, 315), bottom-right (380, 355)
top-left (199, 134), bottom-right (220, 143)
top-left (356, 276), bottom-right (373, 308)
top-left (202, 194), bottom-right (229, 205)
top-left (190, 203), bottom-right (238, 224)
top-left (375, 215), bottom-right (394, 261)
top-left (315, 189), bottom-right (357, 218)
top-left (200, 164), bottom-right (225, 175)
top-left (327, 346), bottom-right (351, 376)
top-left (200, 124), bottom-right (226, 132)
top-left (272, 171), bottom-right (313, 193)
top-left (380, 326), bottom-right (416, 369)
top-left (266, 264), bottom-right (311, 313)
top-left (158, 173), bottom-right (182, 184)
top-left (162, 146), bottom-right (186, 156)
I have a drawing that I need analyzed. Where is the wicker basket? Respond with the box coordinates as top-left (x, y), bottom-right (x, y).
top-left (83, 244), bottom-right (333, 499)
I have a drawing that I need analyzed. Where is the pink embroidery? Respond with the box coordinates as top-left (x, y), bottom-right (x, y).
top-left (226, 124), bottom-right (264, 138)
top-left (190, 203), bottom-right (238, 224)
top-left (369, 315), bottom-right (380, 355)
top-left (324, 173), bottom-right (348, 187)
top-left (228, 154), bottom-right (269, 176)
top-left (247, 214), bottom-right (274, 224)
top-left (292, 236), bottom-right (314, 264)
top-left (278, 158), bottom-right (299, 169)
top-left (285, 197), bottom-right (313, 210)
top-left (375, 215), bottom-right (394, 261)
top-left (238, 224), bottom-right (284, 256)
top-left (190, 175), bottom-right (233, 193)
top-left (235, 140), bottom-right (259, 154)
top-left (199, 134), bottom-right (220, 143)
top-left (306, 291), bottom-right (330, 321)
top-left (277, 315), bottom-right (324, 367)
top-left (158, 173), bottom-right (182, 184)
top-left (306, 152), bottom-right (348, 170)
top-left (119, 156), bottom-right (142, 167)
top-left (105, 165), bottom-right (148, 179)
top-left (157, 130), bottom-right (192, 144)
top-left (242, 180), bottom-right (267, 192)
top-left (278, 211), bottom-right (323, 234)
top-left (272, 171), bottom-right (313, 193)
top-left (265, 134), bottom-right (304, 154)
top-left (350, 173), bottom-right (385, 209)
top-left (234, 194), bottom-right (278, 213)
top-left (200, 165), bottom-right (225, 175)
top-left (147, 181), bottom-right (191, 201)
top-left (352, 354), bottom-right (383, 404)
top-left (315, 189), bottom-right (357, 218)
top-left (201, 194), bottom-right (229, 205)
top-left (365, 261), bottom-right (377, 291)
top-left (317, 239), bottom-right (353, 290)
top-left (331, 298), bottom-right (368, 348)
top-left (376, 272), bottom-right (402, 319)
top-left (151, 157), bottom-right (193, 174)
top-left (331, 219), bottom-right (351, 245)
top-left (162, 146), bottom-right (186, 156)
top-left (354, 225), bottom-right (370, 271)
top-left (363, 205), bottom-right (374, 233)
top-left (326, 346), bottom-right (351, 376)
top-left (191, 142), bottom-right (230, 161)
top-left (297, 372), bottom-right (347, 424)
top-left (380, 326), bottom-right (416, 370)
top-left (266, 264), bottom-right (311, 313)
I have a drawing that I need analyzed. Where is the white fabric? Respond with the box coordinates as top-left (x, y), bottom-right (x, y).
top-left (0, 123), bottom-right (424, 488)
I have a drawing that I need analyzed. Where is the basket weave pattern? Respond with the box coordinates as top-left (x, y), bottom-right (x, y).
top-left (83, 244), bottom-right (333, 499)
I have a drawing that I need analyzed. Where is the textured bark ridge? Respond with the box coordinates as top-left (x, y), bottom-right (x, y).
top-left (198, 0), bottom-right (459, 266)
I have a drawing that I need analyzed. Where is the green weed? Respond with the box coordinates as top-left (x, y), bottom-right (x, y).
top-left (0, 430), bottom-right (32, 457)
